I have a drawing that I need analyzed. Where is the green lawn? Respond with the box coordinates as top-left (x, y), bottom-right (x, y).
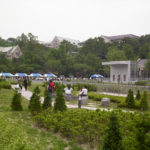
top-left (0, 88), bottom-right (87, 150)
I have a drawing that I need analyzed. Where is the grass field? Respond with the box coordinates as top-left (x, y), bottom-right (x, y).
top-left (0, 88), bottom-right (88, 150)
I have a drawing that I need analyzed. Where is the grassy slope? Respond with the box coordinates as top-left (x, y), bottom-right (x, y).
top-left (0, 88), bottom-right (85, 150)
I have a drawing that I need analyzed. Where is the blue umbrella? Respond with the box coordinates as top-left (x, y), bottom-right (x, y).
top-left (29, 73), bottom-right (42, 77)
top-left (14, 73), bottom-right (28, 77)
top-left (0, 73), bottom-right (13, 77)
top-left (44, 73), bottom-right (56, 78)
top-left (90, 74), bottom-right (103, 78)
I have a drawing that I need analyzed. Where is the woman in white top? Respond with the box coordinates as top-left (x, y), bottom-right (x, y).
top-left (80, 86), bottom-right (88, 96)
top-left (64, 84), bottom-right (73, 96)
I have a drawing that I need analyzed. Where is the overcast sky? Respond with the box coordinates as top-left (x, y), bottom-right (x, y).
top-left (0, 0), bottom-right (150, 42)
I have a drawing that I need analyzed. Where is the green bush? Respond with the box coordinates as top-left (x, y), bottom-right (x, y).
top-left (135, 81), bottom-right (147, 86)
top-left (136, 90), bottom-right (141, 100)
top-left (0, 81), bottom-right (11, 89)
top-left (125, 89), bottom-right (135, 108)
top-left (140, 91), bottom-right (149, 111)
top-left (43, 88), bottom-right (51, 110)
top-left (88, 93), bottom-right (125, 103)
top-left (11, 90), bottom-right (23, 111)
top-left (72, 83), bottom-right (97, 92)
top-left (29, 86), bottom-right (41, 115)
top-left (54, 84), bottom-right (67, 112)
top-left (9, 81), bottom-right (18, 85)
top-left (35, 109), bottom-right (143, 148)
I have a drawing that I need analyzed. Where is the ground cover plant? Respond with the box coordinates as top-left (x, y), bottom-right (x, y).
top-left (34, 108), bottom-right (150, 150)
top-left (0, 87), bottom-right (85, 150)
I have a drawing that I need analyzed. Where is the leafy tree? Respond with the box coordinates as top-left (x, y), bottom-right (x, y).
top-left (136, 90), bottom-right (141, 100)
top-left (106, 46), bottom-right (127, 61)
top-left (11, 90), bottom-right (23, 111)
top-left (43, 88), bottom-right (51, 110)
top-left (135, 113), bottom-right (150, 150)
top-left (140, 91), bottom-right (149, 111)
top-left (54, 85), bottom-right (67, 112)
top-left (102, 112), bottom-right (123, 150)
top-left (125, 89), bottom-right (135, 108)
top-left (29, 86), bottom-right (41, 115)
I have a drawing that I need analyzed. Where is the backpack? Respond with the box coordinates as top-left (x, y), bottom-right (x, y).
top-left (48, 84), bottom-right (52, 92)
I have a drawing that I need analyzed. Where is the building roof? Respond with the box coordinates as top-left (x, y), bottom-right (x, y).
top-left (101, 34), bottom-right (139, 43)
top-left (102, 61), bottom-right (132, 65)
top-left (0, 46), bottom-right (14, 53)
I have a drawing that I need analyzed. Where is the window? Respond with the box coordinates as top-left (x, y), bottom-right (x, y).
top-left (113, 75), bottom-right (115, 81)
top-left (117, 75), bottom-right (120, 82)
top-left (123, 75), bottom-right (126, 81)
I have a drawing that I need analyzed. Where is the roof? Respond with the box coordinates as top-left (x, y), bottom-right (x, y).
top-left (0, 45), bottom-right (19, 53)
top-left (54, 36), bottom-right (80, 45)
top-left (102, 61), bottom-right (132, 65)
top-left (101, 34), bottom-right (139, 42)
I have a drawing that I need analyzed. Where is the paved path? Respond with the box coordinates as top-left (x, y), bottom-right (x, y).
top-left (11, 85), bottom-right (132, 112)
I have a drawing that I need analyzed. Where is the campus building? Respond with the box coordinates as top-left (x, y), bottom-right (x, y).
top-left (0, 45), bottom-right (22, 58)
top-left (102, 61), bottom-right (137, 83)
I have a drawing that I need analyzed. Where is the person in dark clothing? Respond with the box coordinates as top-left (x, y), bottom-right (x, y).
top-left (24, 77), bottom-right (28, 91)
top-left (17, 77), bottom-right (22, 90)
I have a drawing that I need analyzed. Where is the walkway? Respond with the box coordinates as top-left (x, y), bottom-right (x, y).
top-left (11, 85), bottom-right (132, 112)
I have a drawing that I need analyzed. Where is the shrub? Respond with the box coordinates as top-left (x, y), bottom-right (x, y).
top-left (72, 83), bottom-right (97, 92)
top-left (140, 91), bottom-right (149, 111)
top-left (9, 81), bottom-right (18, 85)
top-left (136, 90), bottom-right (141, 100)
top-left (102, 112), bottom-right (123, 150)
top-left (29, 86), bottom-right (41, 115)
top-left (0, 81), bottom-right (11, 89)
top-left (125, 89), bottom-right (135, 108)
top-left (54, 84), bottom-right (67, 112)
top-left (43, 88), bottom-right (51, 110)
top-left (11, 90), bottom-right (23, 111)
top-left (135, 81), bottom-right (147, 86)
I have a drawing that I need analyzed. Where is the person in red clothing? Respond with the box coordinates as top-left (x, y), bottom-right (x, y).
top-left (47, 80), bottom-right (55, 102)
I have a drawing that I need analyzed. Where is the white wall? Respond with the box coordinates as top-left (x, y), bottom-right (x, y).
top-left (110, 64), bottom-right (129, 83)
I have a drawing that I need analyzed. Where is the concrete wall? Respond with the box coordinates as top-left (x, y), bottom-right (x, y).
top-left (110, 64), bottom-right (129, 83)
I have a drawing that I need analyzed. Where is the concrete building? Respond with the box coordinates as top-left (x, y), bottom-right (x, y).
top-left (101, 34), bottom-right (139, 43)
top-left (45, 36), bottom-right (81, 48)
top-left (102, 61), bottom-right (137, 83)
top-left (0, 45), bottom-right (22, 58)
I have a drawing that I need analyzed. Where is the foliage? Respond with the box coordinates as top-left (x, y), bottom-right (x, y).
top-left (11, 90), bottom-right (23, 111)
top-left (0, 81), bottom-right (11, 89)
top-left (136, 90), bottom-right (141, 100)
top-left (125, 89), bottom-right (135, 108)
top-left (72, 83), bottom-right (97, 91)
top-left (140, 91), bottom-right (149, 111)
top-left (135, 113), bottom-right (150, 150)
top-left (43, 88), bottom-right (51, 110)
top-left (135, 81), bottom-right (147, 86)
top-left (102, 112), bottom-right (123, 150)
top-left (54, 85), bottom-right (67, 112)
top-left (29, 86), bottom-right (41, 115)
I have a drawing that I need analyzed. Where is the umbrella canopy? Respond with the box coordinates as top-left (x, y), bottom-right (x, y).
top-left (43, 73), bottom-right (56, 78)
top-left (29, 73), bottom-right (42, 77)
top-left (0, 73), bottom-right (13, 77)
top-left (14, 73), bottom-right (28, 77)
top-left (90, 74), bottom-right (103, 78)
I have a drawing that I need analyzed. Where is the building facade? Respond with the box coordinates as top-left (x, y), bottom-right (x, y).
top-left (102, 61), bottom-right (137, 83)
top-left (0, 45), bottom-right (22, 58)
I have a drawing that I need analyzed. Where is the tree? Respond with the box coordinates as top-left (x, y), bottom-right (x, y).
top-left (125, 89), bottom-right (135, 108)
top-left (54, 85), bottom-right (67, 112)
top-left (11, 90), bottom-right (23, 111)
top-left (102, 112), bottom-right (123, 150)
top-left (140, 91), bottom-right (149, 111)
top-left (136, 90), bottom-right (141, 100)
top-left (29, 86), bottom-right (41, 115)
top-left (106, 47), bottom-right (127, 61)
top-left (43, 88), bottom-right (51, 110)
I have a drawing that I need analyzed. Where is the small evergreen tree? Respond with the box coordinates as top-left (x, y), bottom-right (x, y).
top-left (140, 91), bottom-right (149, 111)
top-left (136, 90), bottom-right (141, 100)
top-left (29, 86), bottom-right (41, 115)
top-left (11, 90), bottom-right (23, 111)
top-left (43, 88), bottom-right (51, 110)
top-left (54, 85), bottom-right (67, 112)
top-left (102, 112), bottom-right (123, 150)
top-left (126, 89), bottom-right (135, 108)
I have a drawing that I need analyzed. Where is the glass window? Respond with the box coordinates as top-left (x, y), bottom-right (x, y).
top-left (123, 75), bottom-right (126, 81)
top-left (113, 75), bottom-right (115, 81)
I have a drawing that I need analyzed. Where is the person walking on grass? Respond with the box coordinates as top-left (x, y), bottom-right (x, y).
top-left (47, 80), bottom-right (55, 102)
top-left (17, 77), bottom-right (22, 90)
top-left (24, 77), bottom-right (28, 91)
